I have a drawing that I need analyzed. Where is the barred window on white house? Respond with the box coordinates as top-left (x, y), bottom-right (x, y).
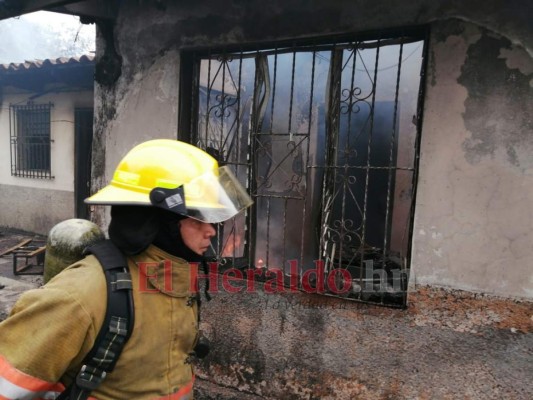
top-left (10, 102), bottom-right (53, 179)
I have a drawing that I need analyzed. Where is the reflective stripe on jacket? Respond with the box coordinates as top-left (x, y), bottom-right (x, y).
top-left (0, 245), bottom-right (198, 400)
top-left (0, 355), bottom-right (66, 399)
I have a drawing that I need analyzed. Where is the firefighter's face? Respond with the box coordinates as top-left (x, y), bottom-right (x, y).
top-left (179, 218), bottom-right (216, 255)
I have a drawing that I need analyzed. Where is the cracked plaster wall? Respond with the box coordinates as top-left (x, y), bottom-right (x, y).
top-left (411, 20), bottom-right (533, 299)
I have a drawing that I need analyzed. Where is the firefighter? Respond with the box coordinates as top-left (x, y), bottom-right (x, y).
top-left (0, 139), bottom-right (252, 400)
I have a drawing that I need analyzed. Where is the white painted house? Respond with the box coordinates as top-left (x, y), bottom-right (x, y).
top-left (0, 55), bottom-right (94, 234)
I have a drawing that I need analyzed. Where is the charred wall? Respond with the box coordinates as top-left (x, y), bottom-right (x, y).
top-left (192, 281), bottom-right (532, 399)
top-left (412, 19), bottom-right (533, 298)
top-left (91, 0), bottom-right (533, 295)
top-left (89, 1), bottom-right (533, 397)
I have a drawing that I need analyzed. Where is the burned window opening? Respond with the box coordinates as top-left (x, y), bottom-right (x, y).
top-left (9, 102), bottom-right (53, 179)
top-left (181, 31), bottom-right (427, 307)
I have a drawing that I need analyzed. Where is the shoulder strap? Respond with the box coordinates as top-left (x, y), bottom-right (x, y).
top-left (58, 240), bottom-right (135, 400)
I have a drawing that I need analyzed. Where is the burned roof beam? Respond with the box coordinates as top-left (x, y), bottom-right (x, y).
top-left (48, 0), bottom-right (117, 21)
top-left (0, 0), bottom-right (116, 21)
top-left (0, 0), bottom-right (74, 19)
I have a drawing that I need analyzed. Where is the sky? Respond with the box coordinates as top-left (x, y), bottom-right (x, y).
top-left (0, 11), bottom-right (95, 64)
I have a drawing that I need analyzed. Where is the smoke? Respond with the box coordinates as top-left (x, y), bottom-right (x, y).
top-left (0, 11), bottom-right (95, 64)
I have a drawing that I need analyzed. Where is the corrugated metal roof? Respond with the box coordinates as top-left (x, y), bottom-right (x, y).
top-left (0, 54), bottom-right (95, 72)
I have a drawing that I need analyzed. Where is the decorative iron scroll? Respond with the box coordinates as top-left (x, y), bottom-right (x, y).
top-left (188, 32), bottom-right (426, 307)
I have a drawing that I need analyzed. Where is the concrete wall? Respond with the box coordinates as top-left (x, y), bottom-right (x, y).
top-left (90, 45), bottom-right (180, 225)
top-left (92, 0), bottom-right (533, 298)
top-left (193, 280), bottom-right (532, 399)
top-left (0, 90), bottom-right (93, 234)
top-left (411, 21), bottom-right (533, 299)
top-left (90, 1), bottom-right (533, 398)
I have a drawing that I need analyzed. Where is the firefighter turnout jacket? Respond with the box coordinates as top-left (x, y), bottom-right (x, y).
top-left (0, 245), bottom-right (198, 400)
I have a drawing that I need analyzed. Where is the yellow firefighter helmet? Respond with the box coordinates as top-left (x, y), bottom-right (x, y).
top-left (85, 139), bottom-right (252, 223)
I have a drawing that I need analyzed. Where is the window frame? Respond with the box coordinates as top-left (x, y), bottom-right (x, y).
top-left (178, 28), bottom-right (429, 307)
top-left (9, 101), bottom-right (54, 179)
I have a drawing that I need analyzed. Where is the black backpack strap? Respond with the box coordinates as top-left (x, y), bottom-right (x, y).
top-left (58, 240), bottom-right (135, 400)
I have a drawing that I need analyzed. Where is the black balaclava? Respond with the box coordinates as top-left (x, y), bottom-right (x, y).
top-left (108, 205), bottom-right (205, 262)
top-left (152, 212), bottom-right (205, 262)
top-left (108, 205), bottom-right (161, 256)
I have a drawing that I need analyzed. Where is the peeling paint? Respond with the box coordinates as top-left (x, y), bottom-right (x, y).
top-left (458, 31), bottom-right (533, 170)
top-left (499, 45), bottom-right (533, 76)
top-left (431, 231), bottom-right (442, 239)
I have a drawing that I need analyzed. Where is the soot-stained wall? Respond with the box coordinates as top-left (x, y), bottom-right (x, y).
top-left (89, 2), bottom-right (533, 397)
top-left (91, 0), bottom-right (532, 298)
top-left (412, 20), bottom-right (533, 299)
top-left (193, 283), bottom-right (532, 399)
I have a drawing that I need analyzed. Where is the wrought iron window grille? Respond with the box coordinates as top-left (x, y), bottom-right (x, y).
top-left (180, 29), bottom-right (428, 307)
top-left (9, 101), bottom-right (54, 179)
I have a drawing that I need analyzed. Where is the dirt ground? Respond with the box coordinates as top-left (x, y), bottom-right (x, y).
top-left (0, 228), bottom-right (45, 321)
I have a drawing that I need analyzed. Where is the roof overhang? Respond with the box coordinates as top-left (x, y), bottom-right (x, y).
top-left (0, 0), bottom-right (117, 22)
top-left (0, 55), bottom-right (95, 93)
